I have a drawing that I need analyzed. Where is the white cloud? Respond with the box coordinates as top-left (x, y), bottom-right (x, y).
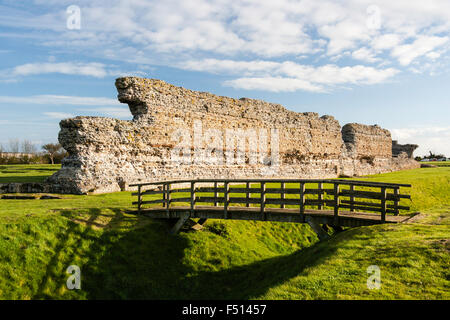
top-left (352, 47), bottom-right (380, 63)
top-left (224, 77), bottom-right (324, 93)
top-left (426, 51), bottom-right (441, 60)
top-left (181, 59), bottom-right (280, 75)
top-left (43, 112), bottom-right (75, 119)
top-left (0, 95), bottom-right (119, 106)
top-left (77, 107), bottom-right (131, 119)
top-left (11, 62), bottom-right (111, 78)
top-left (391, 36), bottom-right (449, 66)
top-left (390, 126), bottom-right (450, 157)
top-left (1, 1), bottom-right (450, 91)
top-left (371, 34), bottom-right (402, 51)
top-left (2, 1), bottom-right (448, 62)
top-left (182, 58), bottom-right (399, 92)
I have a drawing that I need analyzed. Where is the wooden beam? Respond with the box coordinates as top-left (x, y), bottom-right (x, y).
top-left (246, 182), bottom-right (250, 208)
top-left (299, 182), bottom-right (305, 222)
top-left (261, 182), bottom-right (266, 220)
top-left (162, 183), bottom-right (166, 208)
top-left (381, 186), bottom-right (387, 223)
top-left (349, 184), bottom-right (354, 212)
top-left (333, 183), bottom-right (340, 225)
top-left (393, 187), bottom-right (399, 216)
top-left (305, 216), bottom-right (330, 241)
top-left (190, 181), bottom-right (195, 215)
top-left (317, 182), bottom-right (323, 210)
top-left (137, 185), bottom-right (142, 214)
top-left (140, 207), bottom-right (412, 227)
top-left (166, 183), bottom-right (171, 214)
top-left (224, 181), bottom-right (229, 219)
top-left (169, 213), bottom-right (190, 234)
top-left (214, 182), bottom-right (219, 207)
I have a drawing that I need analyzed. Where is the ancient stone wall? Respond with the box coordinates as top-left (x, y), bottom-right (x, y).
top-left (47, 77), bottom-right (420, 194)
top-left (342, 123), bottom-right (392, 159)
top-left (392, 140), bottom-right (418, 158)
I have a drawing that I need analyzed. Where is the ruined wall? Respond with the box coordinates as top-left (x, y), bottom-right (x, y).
top-left (342, 123), bottom-right (392, 159)
top-left (48, 77), bottom-right (419, 194)
top-left (392, 140), bottom-right (418, 158)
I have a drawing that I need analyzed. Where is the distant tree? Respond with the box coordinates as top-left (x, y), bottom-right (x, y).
top-left (22, 140), bottom-right (37, 154)
top-left (414, 156), bottom-right (422, 161)
top-left (423, 151), bottom-right (446, 160)
top-left (42, 143), bottom-right (64, 164)
top-left (8, 139), bottom-right (20, 153)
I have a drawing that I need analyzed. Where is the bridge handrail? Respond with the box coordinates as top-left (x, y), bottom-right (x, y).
top-left (131, 179), bottom-right (412, 223)
top-left (130, 178), bottom-right (411, 188)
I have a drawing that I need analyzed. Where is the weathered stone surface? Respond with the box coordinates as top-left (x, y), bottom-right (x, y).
top-left (392, 140), bottom-right (418, 159)
top-left (342, 123), bottom-right (392, 159)
top-left (47, 77), bottom-right (420, 194)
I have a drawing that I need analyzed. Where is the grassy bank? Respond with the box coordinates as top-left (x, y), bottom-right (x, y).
top-left (0, 165), bottom-right (448, 299)
top-left (0, 164), bottom-right (60, 183)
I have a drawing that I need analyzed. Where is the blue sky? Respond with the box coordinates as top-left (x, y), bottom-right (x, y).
top-left (0, 0), bottom-right (449, 157)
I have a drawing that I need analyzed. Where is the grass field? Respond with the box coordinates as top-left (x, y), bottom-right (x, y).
top-left (0, 164), bottom-right (61, 183)
top-left (421, 161), bottom-right (450, 167)
top-left (0, 164), bottom-right (448, 299)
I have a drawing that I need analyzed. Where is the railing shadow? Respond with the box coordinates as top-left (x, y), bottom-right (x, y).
top-left (32, 207), bottom-right (341, 299)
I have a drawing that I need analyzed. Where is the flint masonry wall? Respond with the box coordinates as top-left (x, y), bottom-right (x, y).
top-left (47, 77), bottom-right (419, 194)
top-left (392, 140), bottom-right (419, 159)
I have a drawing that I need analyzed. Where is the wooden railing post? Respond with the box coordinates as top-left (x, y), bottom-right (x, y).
top-left (350, 184), bottom-right (355, 212)
top-left (166, 182), bottom-right (171, 214)
top-left (224, 181), bottom-right (229, 219)
top-left (214, 182), bottom-right (218, 207)
top-left (299, 182), bottom-right (305, 222)
top-left (333, 182), bottom-right (340, 225)
top-left (246, 182), bottom-right (250, 208)
top-left (261, 182), bottom-right (266, 220)
top-left (281, 182), bottom-right (285, 209)
top-left (393, 187), bottom-right (399, 216)
top-left (190, 181), bottom-right (195, 215)
top-left (381, 186), bottom-right (387, 222)
top-left (137, 185), bottom-right (142, 214)
top-left (162, 183), bottom-right (166, 208)
top-left (317, 182), bottom-right (323, 210)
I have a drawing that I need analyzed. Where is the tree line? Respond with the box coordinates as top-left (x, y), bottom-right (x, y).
top-left (0, 139), bottom-right (67, 165)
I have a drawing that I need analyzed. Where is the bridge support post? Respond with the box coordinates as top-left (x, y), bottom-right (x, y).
top-left (305, 216), bottom-right (330, 241)
top-left (169, 213), bottom-right (191, 235)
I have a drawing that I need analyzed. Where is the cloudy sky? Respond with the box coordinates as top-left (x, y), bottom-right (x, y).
top-left (0, 0), bottom-right (449, 157)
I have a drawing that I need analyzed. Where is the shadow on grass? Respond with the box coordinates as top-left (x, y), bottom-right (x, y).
top-left (33, 207), bottom-right (338, 299)
top-left (0, 175), bottom-right (51, 183)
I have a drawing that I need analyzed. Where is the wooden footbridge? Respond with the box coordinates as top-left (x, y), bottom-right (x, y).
top-left (130, 178), bottom-right (416, 239)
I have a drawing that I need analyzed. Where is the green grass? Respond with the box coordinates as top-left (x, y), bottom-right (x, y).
top-left (422, 161), bottom-right (450, 167)
top-left (0, 164), bottom-right (61, 183)
top-left (0, 165), bottom-right (448, 299)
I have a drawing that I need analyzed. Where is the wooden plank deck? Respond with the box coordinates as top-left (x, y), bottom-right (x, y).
top-left (138, 205), bottom-right (416, 228)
